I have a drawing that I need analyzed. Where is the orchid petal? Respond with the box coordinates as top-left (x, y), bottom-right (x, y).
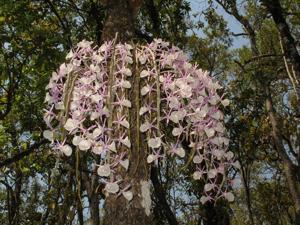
top-left (122, 191), bottom-right (133, 201)
top-left (120, 159), bottom-right (129, 170)
top-left (147, 154), bottom-right (156, 163)
top-left (97, 164), bottom-right (111, 177)
top-left (174, 147), bottom-right (185, 158)
top-left (78, 139), bottom-right (91, 151)
top-left (139, 106), bottom-right (148, 116)
top-left (120, 119), bottom-right (130, 129)
top-left (140, 70), bottom-right (149, 78)
top-left (193, 171), bottom-right (202, 180)
top-left (141, 85), bottom-right (150, 96)
top-left (61, 145), bottom-right (72, 156)
top-left (221, 99), bottom-right (230, 107)
top-left (72, 136), bottom-right (82, 146)
top-left (121, 136), bottom-right (131, 148)
top-left (105, 182), bottom-right (119, 194)
top-left (193, 155), bottom-right (203, 164)
top-left (43, 130), bottom-right (53, 141)
top-left (224, 192), bottom-right (234, 202)
top-left (204, 183), bottom-right (214, 192)
top-left (108, 141), bottom-right (117, 152)
top-left (148, 137), bottom-right (161, 149)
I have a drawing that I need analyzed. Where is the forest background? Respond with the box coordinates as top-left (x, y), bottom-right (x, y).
top-left (1, 0), bottom-right (300, 224)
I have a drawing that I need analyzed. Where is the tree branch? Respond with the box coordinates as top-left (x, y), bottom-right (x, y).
top-left (44, 0), bottom-right (72, 48)
top-left (0, 139), bottom-right (47, 168)
top-left (244, 54), bottom-right (283, 64)
top-left (231, 32), bottom-right (248, 36)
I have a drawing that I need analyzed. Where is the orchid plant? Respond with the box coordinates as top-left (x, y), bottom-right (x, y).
top-left (43, 38), bottom-right (237, 204)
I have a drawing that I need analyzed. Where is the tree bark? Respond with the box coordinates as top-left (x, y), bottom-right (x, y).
top-left (101, 0), bottom-right (143, 42)
top-left (102, 47), bottom-right (152, 225)
top-left (100, 2), bottom-right (152, 224)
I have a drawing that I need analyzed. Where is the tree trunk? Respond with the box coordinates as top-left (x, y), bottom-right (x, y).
top-left (202, 202), bottom-right (230, 225)
top-left (101, 0), bottom-right (142, 42)
top-left (240, 165), bottom-right (255, 225)
top-left (58, 172), bottom-right (74, 225)
top-left (261, 0), bottom-right (300, 83)
top-left (10, 166), bottom-right (23, 225)
top-left (265, 86), bottom-right (300, 225)
top-left (102, 48), bottom-right (152, 225)
top-left (100, 1), bottom-right (152, 224)
top-left (77, 190), bottom-right (84, 225)
top-left (89, 190), bottom-right (100, 225)
top-left (150, 166), bottom-right (178, 225)
top-left (82, 167), bottom-right (100, 225)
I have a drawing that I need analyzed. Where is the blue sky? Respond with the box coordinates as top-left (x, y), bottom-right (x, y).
top-left (189, 0), bottom-right (249, 48)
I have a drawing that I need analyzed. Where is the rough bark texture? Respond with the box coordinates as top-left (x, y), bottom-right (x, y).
top-left (101, 0), bottom-right (143, 42)
top-left (103, 49), bottom-right (152, 225)
top-left (101, 1), bottom-right (153, 224)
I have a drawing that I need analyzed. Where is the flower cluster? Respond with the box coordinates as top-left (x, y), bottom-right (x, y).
top-left (43, 39), bottom-right (236, 203)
